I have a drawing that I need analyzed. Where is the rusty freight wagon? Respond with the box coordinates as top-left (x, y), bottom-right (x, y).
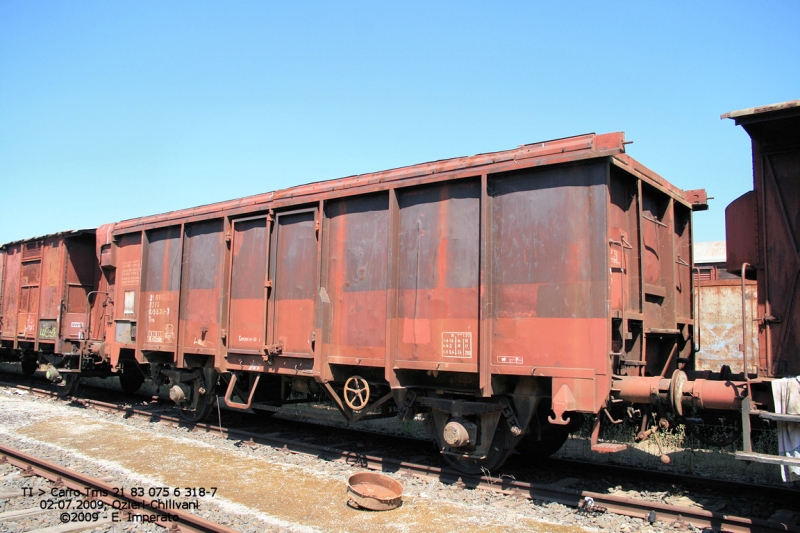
top-left (70, 131), bottom-right (735, 473)
top-left (693, 241), bottom-right (759, 374)
top-left (723, 100), bottom-right (800, 473)
top-left (0, 230), bottom-right (105, 389)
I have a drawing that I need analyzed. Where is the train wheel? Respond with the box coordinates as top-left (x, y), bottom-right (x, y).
top-left (20, 358), bottom-right (38, 376)
top-left (56, 373), bottom-right (80, 398)
top-left (179, 371), bottom-right (216, 423)
top-left (516, 429), bottom-right (569, 460)
top-left (119, 367), bottom-right (145, 394)
top-left (180, 398), bottom-right (213, 423)
top-left (442, 420), bottom-right (514, 475)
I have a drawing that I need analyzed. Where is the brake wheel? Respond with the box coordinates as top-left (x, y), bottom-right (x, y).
top-left (343, 376), bottom-right (370, 411)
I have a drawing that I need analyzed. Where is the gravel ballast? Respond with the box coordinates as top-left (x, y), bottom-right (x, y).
top-left (0, 388), bottom-right (710, 533)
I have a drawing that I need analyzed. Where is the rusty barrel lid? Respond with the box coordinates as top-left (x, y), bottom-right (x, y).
top-left (346, 472), bottom-right (403, 511)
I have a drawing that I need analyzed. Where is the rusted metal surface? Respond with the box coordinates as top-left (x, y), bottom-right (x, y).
top-left (66, 236), bottom-right (104, 342)
top-left (179, 219), bottom-right (224, 365)
top-left (269, 209), bottom-right (318, 358)
top-left (0, 249), bottom-right (5, 339)
top-left (89, 133), bottom-right (703, 421)
top-left (105, 230), bottom-right (142, 355)
top-left (322, 194), bottom-right (389, 366)
top-left (1, 244), bottom-right (21, 341)
top-left (695, 279), bottom-right (758, 374)
top-left (0, 230), bottom-right (99, 356)
top-left (613, 374), bottom-right (746, 412)
top-left (346, 472), bottom-right (403, 511)
top-left (724, 100), bottom-right (800, 377)
top-left (227, 216), bottom-right (269, 357)
top-left (725, 191), bottom-right (758, 277)
top-left (395, 180), bottom-right (480, 373)
top-left (139, 226), bottom-right (181, 355)
top-left (488, 162), bottom-right (611, 413)
top-left (8, 131), bottom-right (743, 473)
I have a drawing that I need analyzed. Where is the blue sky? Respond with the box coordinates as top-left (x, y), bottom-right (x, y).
top-left (1, 1), bottom-right (798, 245)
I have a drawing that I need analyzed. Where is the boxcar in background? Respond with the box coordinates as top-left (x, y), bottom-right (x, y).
top-left (693, 241), bottom-right (758, 374)
top-left (0, 230), bottom-right (104, 389)
top-left (722, 101), bottom-right (800, 473)
top-left (724, 101), bottom-right (800, 379)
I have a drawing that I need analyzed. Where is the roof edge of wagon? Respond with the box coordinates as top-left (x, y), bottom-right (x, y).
top-left (0, 229), bottom-right (95, 249)
top-left (106, 131), bottom-right (695, 233)
top-left (721, 99), bottom-right (800, 122)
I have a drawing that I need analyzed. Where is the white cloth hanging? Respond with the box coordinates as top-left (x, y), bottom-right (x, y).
top-left (771, 377), bottom-right (800, 482)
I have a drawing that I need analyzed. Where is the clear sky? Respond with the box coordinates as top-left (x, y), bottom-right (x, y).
top-left (1, 1), bottom-right (798, 246)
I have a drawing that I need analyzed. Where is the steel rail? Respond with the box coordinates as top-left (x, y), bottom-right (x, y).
top-left (0, 443), bottom-right (239, 533)
top-left (5, 380), bottom-right (800, 532)
top-left (8, 376), bottom-right (799, 502)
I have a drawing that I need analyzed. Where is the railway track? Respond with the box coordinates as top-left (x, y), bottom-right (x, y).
top-left (0, 443), bottom-right (237, 533)
top-left (3, 379), bottom-right (799, 533)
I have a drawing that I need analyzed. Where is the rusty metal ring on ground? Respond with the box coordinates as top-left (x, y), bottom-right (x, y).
top-left (343, 376), bottom-right (370, 411)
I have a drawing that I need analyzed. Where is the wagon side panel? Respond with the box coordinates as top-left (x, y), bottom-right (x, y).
top-left (63, 235), bottom-right (100, 347)
top-left (487, 161), bottom-right (609, 411)
top-left (393, 179), bottom-right (481, 373)
top-left (322, 193), bottom-right (390, 367)
top-left (36, 237), bottom-right (65, 351)
top-left (226, 216), bottom-right (269, 367)
top-left (109, 233), bottom-right (143, 361)
top-left (17, 240), bottom-right (45, 342)
top-left (725, 105), bottom-right (800, 377)
top-left (1, 245), bottom-right (21, 343)
top-left (608, 168), bottom-right (644, 375)
top-left (269, 208), bottom-right (319, 359)
top-left (758, 144), bottom-right (800, 376)
top-left (139, 226), bottom-right (182, 357)
top-left (178, 219), bottom-right (224, 367)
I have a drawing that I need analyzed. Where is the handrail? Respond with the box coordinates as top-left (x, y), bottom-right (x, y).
top-left (741, 263), bottom-right (752, 386)
top-left (692, 266), bottom-right (701, 353)
top-left (0, 250), bottom-right (5, 329)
